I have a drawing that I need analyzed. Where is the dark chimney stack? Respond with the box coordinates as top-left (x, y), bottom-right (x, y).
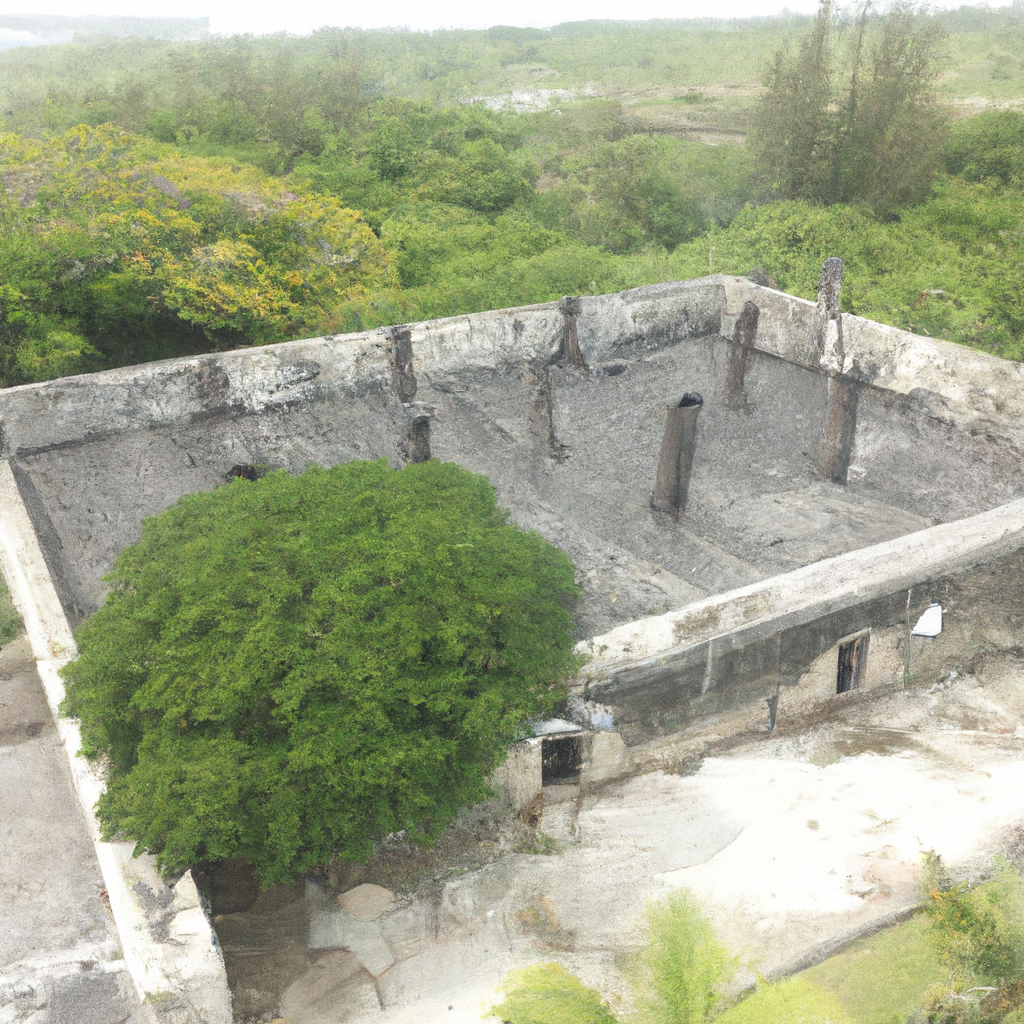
top-left (652, 393), bottom-right (703, 515)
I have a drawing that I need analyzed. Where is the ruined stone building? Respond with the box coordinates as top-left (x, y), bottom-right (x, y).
top-left (4, 267), bottom-right (1024, 1021)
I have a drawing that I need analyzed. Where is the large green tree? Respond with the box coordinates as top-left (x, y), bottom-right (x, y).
top-left (61, 460), bottom-right (580, 884)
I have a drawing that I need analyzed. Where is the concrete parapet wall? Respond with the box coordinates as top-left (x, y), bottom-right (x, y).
top-left (723, 275), bottom-right (1024, 452)
top-left (0, 275), bottom-right (1021, 462)
top-left (0, 279), bottom-right (723, 458)
top-left (581, 496), bottom-right (1024, 676)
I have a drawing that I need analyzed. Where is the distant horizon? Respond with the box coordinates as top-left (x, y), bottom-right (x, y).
top-left (2, 0), bottom-right (1017, 40)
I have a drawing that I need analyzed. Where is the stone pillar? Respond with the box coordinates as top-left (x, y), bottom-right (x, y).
top-left (558, 296), bottom-right (585, 368)
top-left (652, 393), bottom-right (703, 515)
top-left (814, 258), bottom-right (858, 483)
top-left (726, 300), bottom-right (760, 412)
top-left (388, 326), bottom-right (417, 403)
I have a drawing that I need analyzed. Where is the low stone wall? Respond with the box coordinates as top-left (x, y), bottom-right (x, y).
top-left (570, 496), bottom-right (1024, 784)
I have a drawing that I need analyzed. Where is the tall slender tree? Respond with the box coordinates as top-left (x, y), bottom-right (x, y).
top-left (751, 0), bottom-right (947, 213)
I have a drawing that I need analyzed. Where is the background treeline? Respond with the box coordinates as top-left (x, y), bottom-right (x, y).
top-left (0, 14), bottom-right (209, 49)
top-left (1, 5), bottom-right (1023, 386)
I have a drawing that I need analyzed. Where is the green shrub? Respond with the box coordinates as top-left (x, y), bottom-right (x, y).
top-left (490, 962), bottom-right (618, 1024)
top-left (924, 854), bottom-right (1024, 985)
top-left (0, 575), bottom-right (25, 645)
top-left (60, 460), bottom-right (580, 884)
top-left (944, 110), bottom-right (1024, 185)
top-left (630, 888), bottom-right (734, 1024)
top-left (16, 330), bottom-right (102, 382)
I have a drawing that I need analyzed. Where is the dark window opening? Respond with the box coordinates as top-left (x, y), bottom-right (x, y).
top-left (541, 735), bottom-right (582, 786)
top-left (837, 634), bottom-right (869, 693)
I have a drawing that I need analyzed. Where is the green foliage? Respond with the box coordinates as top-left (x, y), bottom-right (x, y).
top-left (15, 329), bottom-right (101, 381)
top-left (923, 854), bottom-right (1024, 985)
top-left (490, 962), bottom-right (618, 1024)
top-left (664, 178), bottom-right (1024, 360)
top-left (752, 0), bottom-right (948, 212)
top-left (801, 912), bottom-right (945, 1024)
top-left (571, 135), bottom-right (752, 253)
top-left (0, 575), bottom-right (24, 645)
top-left (630, 888), bottom-right (734, 1024)
top-left (944, 110), bottom-right (1024, 185)
top-left (0, 124), bottom-right (394, 383)
top-left (923, 982), bottom-right (1024, 1024)
top-left (60, 460), bottom-right (580, 884)
top-left (717, 977), bottom-right (853, 1024)
top-left (1, 14), bottom-right (1024, 387)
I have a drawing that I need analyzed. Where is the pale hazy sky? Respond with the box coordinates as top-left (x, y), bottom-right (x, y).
top-left (4, 0), bottom-right (1012, 36)
top-left (4, 0), bottom-right (842, 36)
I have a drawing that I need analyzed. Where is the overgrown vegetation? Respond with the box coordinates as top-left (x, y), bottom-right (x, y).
top-left (800, 912), bottom-right (945, 1024)
top-left (923, 853), bottom-right (1024, 989)
top-left (59, 460), bottom-right (580, 884)
top-left (491, 963), bottom-right (619, 1024)
top-left (492, 889), bottom-right (732, 1024)
top-left (2, 6), bottom-right (1024, 386)
top-left (631, 889), bottom-right (735, 1024)
top-left (751, 0), bottom-right (947, 212)
top-left (0, 125), bottom-right (393, 378)
top-left (0, 574), bottom-right (24, 645)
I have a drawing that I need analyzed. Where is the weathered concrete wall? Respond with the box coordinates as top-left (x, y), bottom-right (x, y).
top-left (573, 498), bottom-right (1024, 782)
top-left (722, 276), bottom-right (1024, 521)
top-left (5, 274), bottom-right (1021, 633)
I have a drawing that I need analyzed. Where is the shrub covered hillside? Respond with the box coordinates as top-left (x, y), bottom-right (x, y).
top-left (0, 126), bottom-right (393, 383)
top-left (1, 4), bottom-right (1023, 383)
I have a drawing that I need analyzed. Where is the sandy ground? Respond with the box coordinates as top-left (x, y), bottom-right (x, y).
top-left (259, 654), bottom-right (1024, 1024)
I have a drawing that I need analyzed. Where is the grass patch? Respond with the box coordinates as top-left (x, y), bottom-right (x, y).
top-left (718, 976), bottom-right (854, 1024)
top-left (0, 574), bottom-right (24, 645)
top-left (801, 913), bottom-right (946, 1024)
top-left (719, 913), bottom-right (945, 1024)
top-left (490, 962), bottom-right (618, 1024)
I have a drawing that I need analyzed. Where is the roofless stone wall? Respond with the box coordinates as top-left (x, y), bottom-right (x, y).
top-left (5, 271), bottom-right (1024, 1017)
top-left (2, 274), bottom-right (1024, 631)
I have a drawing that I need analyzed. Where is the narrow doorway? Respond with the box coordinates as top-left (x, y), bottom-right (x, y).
top-left (541, 735), bottom-right (582, 786)
top-left (837, 633), bottom-right (869, 693)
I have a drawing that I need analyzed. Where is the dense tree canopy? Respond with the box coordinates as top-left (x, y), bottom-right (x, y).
top-left (0, 125), bottom-right (393, 384)
top-left (60, 460), bottom-right (580, 884)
